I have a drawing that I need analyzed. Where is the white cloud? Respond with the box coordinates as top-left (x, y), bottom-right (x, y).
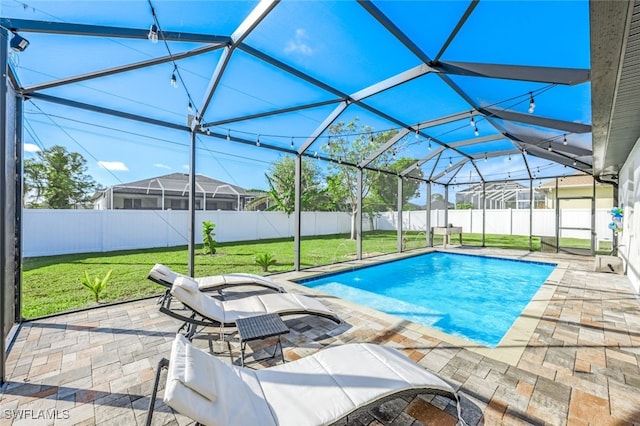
top-left (182, 164), bottom-right (190, 171)
top-left (284, 28), bottom-right (314, 56)
top-left (154, 163), bottom-right (171, 170)
top-left (98, 161), bottom-right (128, 171)
top-left (24, 143), bottom-right (40, 153)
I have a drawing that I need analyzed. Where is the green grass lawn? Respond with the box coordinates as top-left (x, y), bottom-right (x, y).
top-left (21, 231), bottom-right (595, 319)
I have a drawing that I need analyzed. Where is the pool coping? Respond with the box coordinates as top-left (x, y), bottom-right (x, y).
top-left (273, 247), bottom-right (566, 366)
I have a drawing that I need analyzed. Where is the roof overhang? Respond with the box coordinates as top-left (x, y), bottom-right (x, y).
top-left (591, 0), bottom-right (640, 179)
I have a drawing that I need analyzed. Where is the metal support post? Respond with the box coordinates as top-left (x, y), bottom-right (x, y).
top-left (426, 182), bottom-right (432, 247)
top-left (293, 154), bottom-right (302, 270)
top-left (554, 178), bottom-right (559, 253)
top-left (529, 178), bottom-right (533, 251)
top-left (397, 176), bottom-right (403, 252)
top-left (356, 168), bottom-right (363, 260)
top-left (188, 130), bottom-right (196, 277)
top-left (482, 182), bottom-right (486, 247)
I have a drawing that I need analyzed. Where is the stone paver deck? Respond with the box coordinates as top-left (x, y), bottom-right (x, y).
top-left (1, 247), bottom-right (639, 425)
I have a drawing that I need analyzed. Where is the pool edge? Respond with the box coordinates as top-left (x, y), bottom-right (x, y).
top-left (273, 250), bottom-right (567, 367)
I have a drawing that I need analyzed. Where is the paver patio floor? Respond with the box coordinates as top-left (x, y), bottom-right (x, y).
top-left (1, 248), bottom-right (639, 425)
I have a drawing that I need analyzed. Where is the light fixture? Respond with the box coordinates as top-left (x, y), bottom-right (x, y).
top-left (428, 138), bottom-right (432, 150)
top-left (187, 101), bottom-right (193, 113)
top-left (484, 153), bottom-right (488, 161)
top-left (573, 160), bottom-right (577, 166)
top-left (290, 136), bottom-right (294, 149)
top-left (474, 126), bottom-right (479, 137)
top-left (226, 129), bottom-right (231, 141)
top-left (147, 24), bottom-right (159, 43)
top-left (449, 157), bottom-right (453, 168)
top-left (10, 32), bottom-right (29, 52)
top-left (170, 66), bottom-right (177, 88)
top-left (547, 143), bottom-right (552, 152)
top-left (508, 154), bottom-right (512, 161)
top-left (528, 92), bottom-right (535, 114)
top-left (256, 134), bottom-right (261, 147)
top-left (415, 125), bottom-right (420, 139)
top-left (314, 151), bottom-right (318, 158)
top-left (563, 134), bottom-right (568, 145)
top-left (469, 115), bottom-right (475, 127)
top-left (206, 128), bottom-right (211, 136)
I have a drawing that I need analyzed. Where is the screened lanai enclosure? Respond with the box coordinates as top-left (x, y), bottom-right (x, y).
top-left (1, 0), bottom-right (615, 382)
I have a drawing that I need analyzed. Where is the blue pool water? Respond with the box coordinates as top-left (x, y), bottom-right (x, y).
top-left (298, 252), bottom-right (555, 347)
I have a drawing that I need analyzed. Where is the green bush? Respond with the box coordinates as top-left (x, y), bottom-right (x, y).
top-left (81, 269), bottom-right (112, 303)
top-left (255, 252), bottom-right (277, 272)
top-left (202, 220), bottom-right (217, 255)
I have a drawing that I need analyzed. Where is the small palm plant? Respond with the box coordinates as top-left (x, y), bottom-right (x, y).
top-left (255, 252), bottom-right (277, 272)
top-left (82, 269), bottom-right (112, 303)
top-left (202, 220), bottom-right (217, 255)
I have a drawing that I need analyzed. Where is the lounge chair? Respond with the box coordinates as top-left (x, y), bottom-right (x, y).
top-left (160, 276), bottom-right (340, 337)
top-left (146, 334), bottom-right (466, 426)
top-left (148, 263), bottom-right (286, 293)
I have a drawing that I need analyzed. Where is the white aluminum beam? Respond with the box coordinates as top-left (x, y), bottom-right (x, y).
top-left (433, 61), bottom-right (590, 85)
top-left (23, 44), bottom-right (223, 93)
top-left (0, 18), bottom-right (231, 43)
top-left (483, 107), bottom-right (592, 134)
top-left (299, 101), bottom-right (349, 154)
top-left (198, 0), bottom-right (278, 117)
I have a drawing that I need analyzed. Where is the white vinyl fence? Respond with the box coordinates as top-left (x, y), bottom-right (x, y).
top-left (23, 208), bottom-right (614, 257)
top-left (376, 208), bottom-right (614, 244)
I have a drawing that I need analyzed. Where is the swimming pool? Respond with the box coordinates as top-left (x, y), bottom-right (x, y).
top-left (298, 252), bottom-right (556, 347)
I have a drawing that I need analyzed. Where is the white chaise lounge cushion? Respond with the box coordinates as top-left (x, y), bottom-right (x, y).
top-left (163, 335), bottom-right (461, 426)
top-left (184, 343), bottom-right (218, 402)
top-left (171, 278), bottom-right (339, 324)
top-left (150, 263), bottom-right (180, 283)
top-left (164, 334), bottom-right (274, 426)
top-left (149, 263), bottom-right (285, 292)
top-left (257, 343), bottom-right (458, 426)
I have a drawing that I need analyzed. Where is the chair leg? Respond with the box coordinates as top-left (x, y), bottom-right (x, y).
top-left (145, 358), bottom-right (169, 426)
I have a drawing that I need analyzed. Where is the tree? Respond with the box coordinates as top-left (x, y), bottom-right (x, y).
top-left (323, 118), bottom-right (421, 239)
top-left (248, 155), bottom-right (327, 215)
top-left (370, 157), bottom-right (423, 210)
top-left (23, 145), bottom-right (98, 209)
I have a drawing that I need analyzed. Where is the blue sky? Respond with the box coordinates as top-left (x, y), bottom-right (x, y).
top-left (2, 0), bottom-right (591, 199)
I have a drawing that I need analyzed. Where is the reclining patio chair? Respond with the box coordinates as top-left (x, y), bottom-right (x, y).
top-left (146, 334), bottom-right (466, 426)
top-left (148, 263), bottom-right (286, 293)
top-left (160, 276), bottom-right (340, 338)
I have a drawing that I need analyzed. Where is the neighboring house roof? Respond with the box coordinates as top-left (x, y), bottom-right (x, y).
top-left (103, 173), bottom-right (247, 196)
top-left (539, 174), bottom-right (599, 189)
top-left (456, 181), bottom-right (529, 194)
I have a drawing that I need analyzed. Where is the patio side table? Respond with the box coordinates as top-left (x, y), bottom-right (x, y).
top-left (236, 313), bottom-right (290, 367)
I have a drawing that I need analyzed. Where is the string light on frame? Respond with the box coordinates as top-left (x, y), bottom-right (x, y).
top-left (147, 24), bottom-right (159, 43)
top-left (170, 66), bottom-right (177, 88)
top-left (528, 92), bottom-right (535, 113)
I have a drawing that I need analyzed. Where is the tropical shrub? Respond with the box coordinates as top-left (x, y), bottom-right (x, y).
top-left (81, 269), bottom-right (112, 303)
top-left (255, 252), bottom-right (277, 272)
top-left (202, 220), bottom-right (217, 255)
